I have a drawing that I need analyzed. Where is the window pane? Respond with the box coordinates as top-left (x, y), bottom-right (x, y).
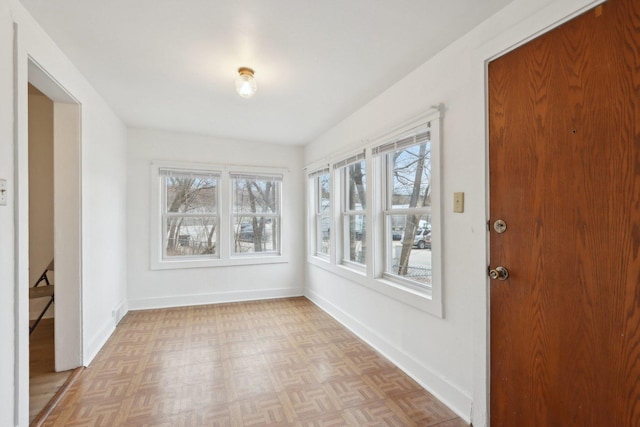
top-left (166, 176), bottom-right (217, 213)
top-left (233, 178), bottom-right (279, 214)
top-left (347, 161), bottom-right (366, 210)
top-left (390, 142), bottom-right (430, 210)
top-left (165, 216), bottom-right (217, 257)
top-left (387, 213), bottom-right (431, 286)
top-left (345, 214), bottom-right (366, 264)
top-left (233, 216), bottom-right (279, 254)
top-left (316, 214), bottom-right (330, 255)
top-left (318, 173), bottom-right (330, 213)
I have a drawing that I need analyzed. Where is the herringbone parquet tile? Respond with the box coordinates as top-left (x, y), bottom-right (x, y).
top-left (42, 297), bottom-right (468, 426)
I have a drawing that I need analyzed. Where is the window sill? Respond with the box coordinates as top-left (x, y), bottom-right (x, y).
top-left (308, 254), bottom-right (330, 265)
top-left (339, 260), bottom-right (366, 275)
top-left (151, 255), bottom-right (289, 270)
top-left (307, 260), bottom-right (442, 317)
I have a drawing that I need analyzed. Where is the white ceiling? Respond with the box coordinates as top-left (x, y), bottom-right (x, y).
top-left (20, 0), bottom-right (513, 145)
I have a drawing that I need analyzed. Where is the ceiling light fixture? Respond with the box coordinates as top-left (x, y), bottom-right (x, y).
top-left (235, 67), bottom-right (257, 98)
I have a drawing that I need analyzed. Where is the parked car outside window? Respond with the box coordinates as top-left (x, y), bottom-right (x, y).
top-left (413, 228), bottom-right (431, 249)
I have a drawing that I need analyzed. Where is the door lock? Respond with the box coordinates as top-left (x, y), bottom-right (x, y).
top-left (493, 219), bottom-right (507, 233)
top-left (489, 266), bottom-right (509, 280)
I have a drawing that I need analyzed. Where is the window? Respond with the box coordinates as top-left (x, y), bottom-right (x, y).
top-left (161, 168), bottom-right (220, 259)
top-left (151, 163), bottom-right (287, 269)
top-left (374, 128), bottom-right (432, 288)
top-left (304, 106), bottom-right (442, 316)
top-left (231, 173), bottom-right (282, 255)
top-left (335, 152), bottom-right (366, 266)
top-left (310, 168), bottom-right (331, 257)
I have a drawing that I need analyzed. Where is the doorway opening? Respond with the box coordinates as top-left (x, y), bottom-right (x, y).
top-left (27, 83), bottom-right (68, 423)
top-left (24, 60), bottom-right (83, 423)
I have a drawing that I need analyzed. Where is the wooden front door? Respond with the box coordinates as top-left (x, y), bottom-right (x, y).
top-left (488, 1), bottom-right (640, 425)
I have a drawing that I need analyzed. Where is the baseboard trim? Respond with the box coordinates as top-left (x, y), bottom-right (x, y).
top-left (305, 289), bottom-right (472, 423)
top-left (84, 316), bottom-right (116, 365)
top-left (127, 287), bottom-right (304, 311)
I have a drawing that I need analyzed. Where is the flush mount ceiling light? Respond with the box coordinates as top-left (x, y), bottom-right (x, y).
top-left (235, 67), bottom-right (257, 98)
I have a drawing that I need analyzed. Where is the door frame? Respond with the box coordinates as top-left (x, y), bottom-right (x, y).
top-left (13, 25), bottom-right (83, 425)
top-left (480, 0), bottom-right (605, 425)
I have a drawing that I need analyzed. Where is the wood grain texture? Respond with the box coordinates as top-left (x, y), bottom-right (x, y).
top-left (29, 318), bottom-right (75, 425)
top-left (31, 367), bottom-right (83, 427)
top-left (489, 0), bottom-right (640, 425)
top-left (40, 297), bottom-right (467, 426)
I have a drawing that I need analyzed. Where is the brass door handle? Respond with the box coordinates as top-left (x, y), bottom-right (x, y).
top-left (489, 266), bottom-right (509, 280)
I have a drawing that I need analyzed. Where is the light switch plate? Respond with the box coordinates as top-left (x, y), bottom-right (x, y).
top-left (0, 179), bottom-right (6, 206)
top-left (453, 192), bottom-right (464, 213)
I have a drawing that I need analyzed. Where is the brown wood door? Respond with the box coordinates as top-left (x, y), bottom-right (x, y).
top-left (489, 1), bottom-right (640, 425)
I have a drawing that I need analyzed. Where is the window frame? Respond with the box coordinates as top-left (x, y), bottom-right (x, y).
top-left (304, 106), bottom-right (443, 317)
top-left (309, 168), bottom-right (331, 260)
top-left (230, 172), bottom-right (283, 257)
top-left (160, 168), bottom-right (221, 261)
top-left (377, 128), bottom-right (433, 291)
top-left (336, 153), bottom-right (367, 271)
top-left (150, 161), bottom-right (289, 270)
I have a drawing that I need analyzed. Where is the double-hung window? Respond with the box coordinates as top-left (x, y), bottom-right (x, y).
top-left (152, 163), bottom-right (287, 269)
top-left (374, 126), bottom-right (432, 288)
top-left (231, 173), bottom-right (282, 255)
top-left (161, 168), bottom-right (220, 259)
top-left (310, 168), bottom-right (331, 257)
top-left (335, 152), bottom-right (366, 266)
top-left (304, 107), bottom-right (441, 314)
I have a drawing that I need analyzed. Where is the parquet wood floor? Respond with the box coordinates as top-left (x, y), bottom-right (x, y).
top-left (30, 318), bottom-right (74, 424)
top-left (42, 297), bottom-right (468, 426)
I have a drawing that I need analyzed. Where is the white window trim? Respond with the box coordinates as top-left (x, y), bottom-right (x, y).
top-left (304, 106), bottom-right (443, 317)
top-left (307, 168), bottom-right (331, 261)
top-left (338, 157), bottom-right (367, 269)
top-left (377, 129), bottom-right (433, 291)
top-left (150, 161), bottom-right (289, 270)
top-left (160, 168), bottom-right (221, 262)
top-left (306, 161), bottom-right (331, 265)
top-left (229, 172), bottom-right (283, 257)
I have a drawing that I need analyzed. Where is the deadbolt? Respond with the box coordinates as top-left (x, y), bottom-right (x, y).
top-left (493, 219), bottom-right (507, 233)
top-left (489, 266), bottom-right (509, 280)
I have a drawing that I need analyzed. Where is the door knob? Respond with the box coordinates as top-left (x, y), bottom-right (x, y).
top-left (489, 266), bottom-right (509, 280)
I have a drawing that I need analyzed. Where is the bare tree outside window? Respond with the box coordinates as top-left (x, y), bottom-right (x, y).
top-left (382, 130), bottom-right (432, 286)
top-left (232, 175), bottom-right (281, 254)
top-left (162, 171), bottom-right (219, 258)
top-left (314, 171), bottom-right (331, 256)
top-left (344, 160), bottom-right (366, 264)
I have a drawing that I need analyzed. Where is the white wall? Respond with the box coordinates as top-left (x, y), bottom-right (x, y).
top-left (303, 0), bottom-right (601, 426)
top-left (0, 0), bottom-right (604, 425)
top-left (0, 0), bottom-right (16, 425)
top-left (4, 0), bottom-right (129, 424)
top-left (79, 86), bottom-right (128, 364)
top-left (127, 128), bottom-right (305, 309)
